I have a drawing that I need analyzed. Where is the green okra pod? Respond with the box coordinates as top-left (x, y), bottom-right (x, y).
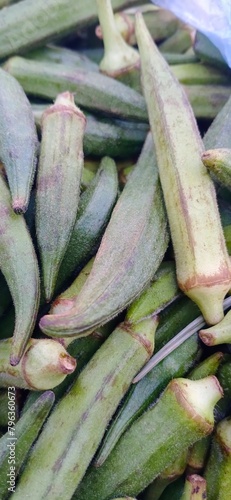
top-left (188, 352), bottom-right (224, 380)
top-left (39, 132), bottom-right (168, 338)
top-left (158, 25), bottom-right (194, 54)
top-left (183, 85), bottom-right (231, 120)
top-left (144, 449), bottom-right (188, 500)
top-left (186, 436), bottom-right (211, 475)
top-left (0, 338), bottom-right (76, 390)
top-left (12, 315), bottom-right (158, 499)
top-left (203, 93), bottom-right (231, 150)
top-left (0, 391), bottom-right (54, 498)
top-left (4, 56), bottom-right (148, 122)
top-left (36, 91), bottom-right (86, 300)
top-left (0, 173), bottom-right (40, 365)
top-left (25, 44), bottom-right (99, 72)
top-left (55, 157), bottom-right (118, 294)
top-left (136, 14), bottom-right (231, 325)
top-left (76, 376), bottom-right (222, 500)
top-left (171, 63), bottom-right (231, 86)
top-left (180, 475), bottom-right (207, 500)
top-left (199, 310), bottom-right (231, 346)
top-left (0, 0), bottom-right (147, 59)
top-left (0, 390), bottom-right (19, 429)
top-left (0, 68), bottom-right (38, 213)
top-left (204, 417), bottom-right (231, 500)
top-left (202, 148), bottom-right (231, 190)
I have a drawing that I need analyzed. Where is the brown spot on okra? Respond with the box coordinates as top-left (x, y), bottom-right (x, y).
top-left (59, 353), bottom-right (77, 374)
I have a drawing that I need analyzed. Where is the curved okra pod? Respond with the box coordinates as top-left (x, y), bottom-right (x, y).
top-left (12, 314), bottom-right (158, 499)
top-left (75, 377), bottom-right (222, 500)
top-left (135, 14), bottom-right (231, 325)
top-left (204, 417), bottom-right (231, 500)
top-left (199, 309), bottom-right (231, 346)
top-left (39, 132), bottom-right (169, 338)
top-left (36, 92), bottom-right (86, 301)
top-left (180, 475), bottom-right (207, 500)
top-left (0, 338), bottom-right (76, 390)
top-left (0, 68), bottom-right (38, 213)
top-left (0, 174), bottom-right (40, 365)
top-left (0, 391), bottom-right (54, 498)
top-left (202, 148), bottom-right (231, 190)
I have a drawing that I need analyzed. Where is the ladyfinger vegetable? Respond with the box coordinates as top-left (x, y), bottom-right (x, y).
top-left (0, 173), bottom-right (40, 365)
top-left (36, 91), bottom-right (86, 300)
top-left (144, 449), bottom-right (188, 500)
top-left (202, 148), bottom-right (231, 190)
top-left (0, 338), bottom-right (76, 390)
top-left (199, 310), bottom-right (231, 346)
top-left (180, 474), bottom-right (207, 500)
top-left (12, 313), bottom-right (158, 499)
top-left (204, 417), bottom-right (231, 500)
top-left (39, 132), bottom-right (168, 338)
top-left (0, 391), bottom-right (54, 498)
top-left (0, 68), bottom-right (38, 213)
top-left (75, 376), bottom-right (222, 499)
top-left (135, 13), bottom-right (231, 325)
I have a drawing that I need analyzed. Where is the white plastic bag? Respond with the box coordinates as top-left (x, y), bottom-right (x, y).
top-left (152, 0), bottom-right (231, 67)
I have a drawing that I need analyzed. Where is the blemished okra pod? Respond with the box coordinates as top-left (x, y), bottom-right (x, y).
top-left (0, 391), bottom-right (54, 498)
top-left (36, 91), bottom-right (86, 300)
top-left (4, 57), bottom-right (148, 122)
top-left (0, 338), bottom-right (76, 390)
top-left (0, 68), bottom-right (38, 213)
top-left (204, 417), bottom-right (231, 500)
top-left (75, 377), bottom-right (222, 500)
top-left (199, 310), bottom-right (231, 346)
top-left (55, 157), bottom-right (118, 294)
top-left (12, 315), bottom-right (158, 499)
top-left (180, 475), bottom-right (207, 500)
top-left (136, 14), bottom-right (231, 325)
top-left (202, 148), bottom-right (231, 190)
top-left (0, 173), bottom-right (40, 365)
top-left (0, 0), bottom-right (146, 59)
top-left (39, 132), bottom-right (169, 338)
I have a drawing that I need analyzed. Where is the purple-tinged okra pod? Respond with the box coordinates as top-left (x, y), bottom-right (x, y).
top-left (0, 391), bottom-right (54, 499)
top-left (135, 14), bottom-right (231, 325)
top-left (202, 148), bottom-right (231, 190)
top-left (0, 173), bottom-right (40, 365)
top-left (4, 56), bottom-right (148, 122)
top-left (180, 474), bottom-right (207, 500)
top-left (0, 338), bottom-right (76, 390)
top-left (199, 310), bottom-right (231, 346)
top-left (12, 313), bottom-right (158, 499)
top-left (204, 417), bottom-right (231, 500)
top-left (75, 376), bottom-right (222, 500)
top-left (36, 91), bottom-right (86, 301)
top-left (0, 68), bottom-right (38, 213)
top-left (39, 132), bottom-right (169, 338)
top-left (96, 0), bottom-right (141, 92)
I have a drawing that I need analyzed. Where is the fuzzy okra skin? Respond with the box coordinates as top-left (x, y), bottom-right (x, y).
top-left (202, 148), bottom-right (231, 190)
top-left (180, 475), bottom-right (207, 500)
top-left (75, 377), bottom-right (222, 500)
top-left (39, 132), bottom-right (168, 338)
top-left (204, 417), bottom-right (231, 500)
top-left (0, 68), bottom-right (38, 213)
top-left (12, 315), bottom-right (157, 500)
top-left (0, 174), bottom-right (40, 365)
top-left (135, 14), bottom-right (231, 325)
top-left (0, 391), bottom-right (54, 499)
top-left (4, 56), bottom-right (148, 122)
top-left (36, 92), bottom-right (86, 301)
top-left (0, 338), bottom-right (76, 390)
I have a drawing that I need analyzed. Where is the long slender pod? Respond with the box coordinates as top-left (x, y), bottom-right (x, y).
top-left (39, 132), bottom-right (169, 338)
top-left (0, 174), bottom-right (40, 365)
top-left (204, 417), bottom-right (231, 500)
top-left (0, 68), bottom-right (38, 213)
top-left (135, 14), bottom-right (231, 325)
top-left (35, 92), bottom-right (86, 300)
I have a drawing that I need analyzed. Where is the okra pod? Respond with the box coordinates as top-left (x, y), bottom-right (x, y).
top-left (144, 449), bottom-right (188, 500)
top-left (183, 85), bottom-right (231, 120)
top-left (199, 310), bottom-right (231, 346)
top-left (202, 148), bottom-right (231, 190)
top-left (136, 14), bottom-right (231, 325)
top-left (76, 376), bottom-right (222, 499)
top-left (188, 352), bottom-right (224, 380)
top-left (203, 93), bottom-right (231, 150)
top-left (39, 132), bottom-right (168, 338)
top-left (204, 417), bottom-right (231, 499)
top-left (194, 32), bottom-right (227, 71)
top-left (180, 475), bottom-right (207, 500)
top-left (0, 68), bottom-right (38, 213)
top-left (4, 57), bottom-right (148, 122)
top-left (0, 390), bottom-right (19, 429)
top-left (0, 391), bottom-right (54, 498)
top-left (171, 63), bottom-right (231, 86)
top-left (13, 315), bottom-right (158, 499)
top-left (158, 25), bottom-right (194, 54)
top-left (0, 338), bottom-right (76, 390)
top-left (35, 92), bottom-right (86, 300)
top-left (186, 436), bottom-right (211, 475)
top-left (25, 44), bottom-right (99, 72)
top-left (0, 0), bottom-right (146, 59)
top-left (55, 157), bottom-right (118, 294)
top-left (0, 173), bottom-right (40, 365)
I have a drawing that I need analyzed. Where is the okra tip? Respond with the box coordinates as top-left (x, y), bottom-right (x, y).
top-left (12, 199), bottom-right (27, 214)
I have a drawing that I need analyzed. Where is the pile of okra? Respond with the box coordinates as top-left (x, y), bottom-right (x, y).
top-left (0, 0), bottom-right (231, 499)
